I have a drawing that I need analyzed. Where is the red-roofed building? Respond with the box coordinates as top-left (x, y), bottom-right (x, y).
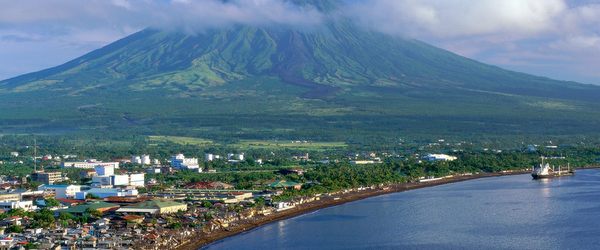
top-left (56, 198), bottom-right (86, 207)
top-left (104, 196), bottom-right (150, 204)
top-left (0, 183), bottom-right (12, 190)
top-left (0, 237), bottom-right (14, 247)
top-left (122, 215), bottom-right (144, 224)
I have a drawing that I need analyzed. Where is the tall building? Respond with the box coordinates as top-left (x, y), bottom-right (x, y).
top-left (95, 165), bottom-right (114, 177)
top-left (32, 171), bottom-right (62, 185)
top-left (128, 173), bottom-right (145, 187)
top-left (38, 184), bottom-right (81, 199)
top-left (141, 155), bottom-right (151, 165)
top-left (131, 156), bottom-right (142, 165)
top-left (92, 173), bottom-right (145, 188)
top-left (170, 154), bottom-right (199, 170)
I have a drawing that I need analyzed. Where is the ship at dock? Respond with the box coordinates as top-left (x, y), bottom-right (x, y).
top-left (531, 157), bottom-right (574, 179)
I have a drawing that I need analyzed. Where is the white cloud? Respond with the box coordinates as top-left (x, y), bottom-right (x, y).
top-left (0, 0), bottom-right (324, 30)
top-left (343, 0), bottom-right (567, 38)
top-left (339, 0), bottom-right (600, 84)
top-left (0, 0), bottom-right (325, 80)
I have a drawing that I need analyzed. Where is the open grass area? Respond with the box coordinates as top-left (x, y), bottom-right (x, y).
top-left (234, 140), bottom-right (347, 150)
top-left (148, 136), bottom-right (214, 146)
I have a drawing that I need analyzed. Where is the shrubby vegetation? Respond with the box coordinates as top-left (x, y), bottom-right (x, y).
top-left (0, 134), bottom-right (599, 198)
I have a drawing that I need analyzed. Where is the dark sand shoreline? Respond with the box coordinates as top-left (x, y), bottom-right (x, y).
top-left (179, 167), bottom-right (598, 250)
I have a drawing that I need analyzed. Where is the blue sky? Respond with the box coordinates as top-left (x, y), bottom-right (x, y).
top-left (0, 0), bottom-right (599, 85)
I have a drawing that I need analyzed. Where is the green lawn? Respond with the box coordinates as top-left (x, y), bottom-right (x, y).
top-left (148, 136), bottom-right (214, 146)
top-left (234, 140), bottom-right (347, 150)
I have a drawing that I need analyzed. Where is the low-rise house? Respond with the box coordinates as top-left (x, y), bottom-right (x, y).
top-left (0, 237), bottom-right (14, 247)
top-left (0, 184), bottom-right (12, 191)
top-left (279, 168), bottom-right (305, 175)
top-left (274, 201), bottom-right (295, 211)
top-left (122, 215), bottom-right (144, 224)
top-left (0, 193), bottom-right (20, 202)
top-left (0, 216), bottom-right (23, 226)
top-left (25, 228), bottom-right (43, 235)
top-left (56, 198), bottom-right (86, 207)
top-left (146, 167), bottom-right (161, 174)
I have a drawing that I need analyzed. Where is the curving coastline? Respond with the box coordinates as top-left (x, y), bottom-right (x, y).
top-left (176, 170), bottom-right (545, 250)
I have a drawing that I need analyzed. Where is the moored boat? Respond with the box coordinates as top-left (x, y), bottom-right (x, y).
top-left (531, 157), bottom-right (574, 179)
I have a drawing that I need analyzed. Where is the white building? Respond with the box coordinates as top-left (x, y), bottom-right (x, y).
top-left (95, 165), bottom-right (114, 177)
top-left (113, 175), bottom-right (129, 186)
top-left (205, 153), bottom-right (215, 162)
top-left (0, 200), bottom-right (36, 211)
top-left (129, 173), bottom-right (145, 187)
top-left (92, 173), bottom-right (145, 188)
top-left (422, 154), bottom-right (458, 162)
top-left (141, 155), bottom-right (151, 165)
top-left (75, 188), bottom-right (138, 199)
top-left (350, 160), bottom-right (377, 165)
top-left (527, 145), bottom-right (538, 152)
top-left (38, 184), bottom-right (81, 199)
top-left (170, 154), bottom-right (199, 170)
top-left (62, 161), bottom-right (119, 169)
top-left (132, 156), bottom-right (142, 165)
top-left (92, 176), bottom-right (113, 187)
top-left (226, 153), bottom-right (244, 162)
top-left (146, 167), bottom-right (161, 174)
top-left (10, 152), bottom-right (19, 157)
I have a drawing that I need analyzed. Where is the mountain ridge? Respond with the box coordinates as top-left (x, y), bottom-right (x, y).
top-left (2, 24), bottom-right (597, 101)
top-left (1, 2), bottom-right (599, 140)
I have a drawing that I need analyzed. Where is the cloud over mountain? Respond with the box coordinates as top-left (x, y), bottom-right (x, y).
top-left (0, 0), bottom-right (599, 83)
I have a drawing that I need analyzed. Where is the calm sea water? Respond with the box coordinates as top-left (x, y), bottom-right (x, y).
top-left (204, 169), bottom-right (600, 250)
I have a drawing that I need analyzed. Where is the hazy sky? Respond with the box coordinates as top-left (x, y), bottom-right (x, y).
top-left (0, 0), bottom-right (599, 85)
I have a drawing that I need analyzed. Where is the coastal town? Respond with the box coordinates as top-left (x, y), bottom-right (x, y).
top-left (0, 139), bottom-right (595, 249)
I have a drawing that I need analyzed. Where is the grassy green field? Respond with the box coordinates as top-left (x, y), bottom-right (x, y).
top-left (147, 136), bottom-right (214, 146)
top-left (146, 136), bottom-right (345, 150)
top-left (234, 140), bottom-right (347, 150)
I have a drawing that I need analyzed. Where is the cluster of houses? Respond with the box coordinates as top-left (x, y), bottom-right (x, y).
top-left (0, 151), bottom-right (310, 249)
top-left (3, 148), bottom-right (456, 248)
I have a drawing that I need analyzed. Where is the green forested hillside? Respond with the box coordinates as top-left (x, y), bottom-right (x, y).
top-left (1, 1), bottom-right (600, 142)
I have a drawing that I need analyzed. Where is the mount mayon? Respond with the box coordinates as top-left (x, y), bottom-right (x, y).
top-left (1, 0), bottom-right (599, 139)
